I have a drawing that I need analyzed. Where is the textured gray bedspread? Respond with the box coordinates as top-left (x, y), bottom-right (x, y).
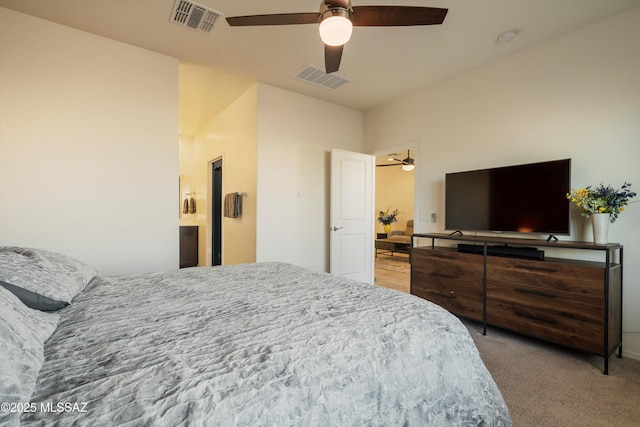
top-left (23, 262), bottom-right (510, 426)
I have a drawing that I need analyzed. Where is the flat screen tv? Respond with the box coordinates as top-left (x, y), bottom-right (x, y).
top-left (445, 159), bottom-right (571, 236)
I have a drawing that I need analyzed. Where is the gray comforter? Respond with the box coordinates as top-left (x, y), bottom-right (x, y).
top-left (23, 262), bottom-right (510, 426)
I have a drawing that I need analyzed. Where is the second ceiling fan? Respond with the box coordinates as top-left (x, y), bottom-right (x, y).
top-left (226, 1), bottom-right (448, 74)
top-left (378, 150), bottom-right (415, 171)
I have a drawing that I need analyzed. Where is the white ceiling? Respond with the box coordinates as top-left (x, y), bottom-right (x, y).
top-left (1, 0), bottom-right (638, 136)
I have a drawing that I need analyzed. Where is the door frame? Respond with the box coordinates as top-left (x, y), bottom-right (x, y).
top-left (372, 141), bottom-right (419, 234)
top-left (207, 155), bottom-right (223, 266)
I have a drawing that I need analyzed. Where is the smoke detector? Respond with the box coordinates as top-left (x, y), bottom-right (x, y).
top-left (496, 29), bottom-right (518, 45)
top-left (170, 0), bottom-right (222, 34)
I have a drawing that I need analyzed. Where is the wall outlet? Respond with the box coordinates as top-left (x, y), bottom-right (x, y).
top-left (431, 213), bottom-right (437, 223)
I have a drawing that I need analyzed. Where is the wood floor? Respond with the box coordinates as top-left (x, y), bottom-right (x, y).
top-left (374, 257), bottom-right (410, 294)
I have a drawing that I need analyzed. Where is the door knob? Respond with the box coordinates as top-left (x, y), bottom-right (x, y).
top-left (331, 226), bottom-right (343, 231)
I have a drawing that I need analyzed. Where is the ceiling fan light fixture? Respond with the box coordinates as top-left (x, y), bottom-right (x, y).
top-left (227, 2), bottom-right (447, 74)
top-left (401, 149), bottom-right (414, 171)
top-left (319, 10), bottom-right (353, 46)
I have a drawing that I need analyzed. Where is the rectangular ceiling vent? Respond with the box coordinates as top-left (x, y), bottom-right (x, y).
top-left (295, 64), bottom-right (352, 90)
top-left (170, 0), bottom-right (222, 34)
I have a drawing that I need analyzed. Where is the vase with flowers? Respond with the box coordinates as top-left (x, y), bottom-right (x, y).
top-left (377, 207), bottom-right (399, 234)
top-left (567, 182), bottom-right (636, 244)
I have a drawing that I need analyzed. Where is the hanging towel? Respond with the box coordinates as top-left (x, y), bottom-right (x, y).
top-left (224, 192), bottom-right (239, 218)
top-left (234, 193), bottom-right (243, 218)
top-left (182, 198), bottom-right (189, 215)
top-left (188, 197), bottom-right (196, 214)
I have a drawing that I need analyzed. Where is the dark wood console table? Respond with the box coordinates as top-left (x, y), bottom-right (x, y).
top-left (411, 233), bottom-right (623, 374)
top-left (375, 239), bottom-right (411, 257)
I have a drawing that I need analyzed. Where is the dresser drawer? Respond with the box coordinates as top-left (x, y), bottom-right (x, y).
top-left (412, 247), bottom-right (483, 276)
top-left (411, 248), bottom-right (483, 320)
top-left (487, 256), bottom-right (604, 296)
top-left (487, 256), bottom-right (605, 318)
top-left (486, 299), bottom-right (604, 354)
top-left (412, 280), bottom-right (483, 321)
top-left (486, 256), bottom-right (611, 355)
top-left (486, 280), bottom-right (603, 324)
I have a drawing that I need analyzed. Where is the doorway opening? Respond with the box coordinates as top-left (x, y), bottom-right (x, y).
top-left (373, 144), bottom-right (416, 294)
top-left (211, 159), bottom-right (222, 266)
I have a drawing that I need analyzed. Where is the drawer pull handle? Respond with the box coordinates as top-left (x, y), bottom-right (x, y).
top-left (514, 264), bottom-right (558, 273)
top-left (514, 310), bottom-right (558, 325)
top-left (515, 288), bottom-right (558, 299)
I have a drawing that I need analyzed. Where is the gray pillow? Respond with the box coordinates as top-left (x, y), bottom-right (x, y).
top-left (0, 286), bottom-right (59, 426)
top-left (0, 246), bottom-right (97, 311)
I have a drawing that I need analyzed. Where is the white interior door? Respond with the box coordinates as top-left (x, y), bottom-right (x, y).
top-left (330, 148), bottom-right (375, 284)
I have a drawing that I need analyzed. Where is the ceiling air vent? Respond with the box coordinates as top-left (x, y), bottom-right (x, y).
top-left (295, 64), bottom-right (352, 90)
top-left (170, 0), bottom-right (222, 34)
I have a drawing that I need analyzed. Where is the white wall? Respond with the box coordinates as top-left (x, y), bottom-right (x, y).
top-left (179, 134), bottom-right (198, 228)
top-left (0, 8), bottom-right (179, 275)
top-left (256, 84), bottom-right (364, 273)
top-left (364, 7), bottom-right (640, 358)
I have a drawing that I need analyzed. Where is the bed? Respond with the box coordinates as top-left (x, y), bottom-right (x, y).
top-left (0, 246), bottom-right (511, 426)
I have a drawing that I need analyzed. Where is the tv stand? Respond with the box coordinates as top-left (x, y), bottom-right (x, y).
top-left (411, 233), bottom-right (623, 374)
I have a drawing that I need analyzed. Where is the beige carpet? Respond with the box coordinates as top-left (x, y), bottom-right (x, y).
top-left (463, 319), bottom-right (640, 427)
top-left (375, 253), bottom-right (410, 274)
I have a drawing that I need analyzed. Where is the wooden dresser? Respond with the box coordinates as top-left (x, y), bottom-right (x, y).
top-left (411, 233), bottom-right (623, 374)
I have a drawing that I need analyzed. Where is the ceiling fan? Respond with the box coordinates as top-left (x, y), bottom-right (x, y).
top-left (377, 150), bottom-right (415, 171)
top-left (226, 1), bottom-right (448, 74)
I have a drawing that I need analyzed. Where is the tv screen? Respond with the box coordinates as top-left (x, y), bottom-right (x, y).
top-left (445, 159), bottom-right (571, 235)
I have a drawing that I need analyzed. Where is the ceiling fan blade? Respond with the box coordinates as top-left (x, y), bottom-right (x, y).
top-left (376, 163), bottom-right (403, 167)
top-left (226, 13), bottom-right (319, 26)
top-left (325, 44), bottom-right (343, 74)
top-left (389, 157), bottom-right (406, 164)
top-left (351, 6), bottom-right (448, 27)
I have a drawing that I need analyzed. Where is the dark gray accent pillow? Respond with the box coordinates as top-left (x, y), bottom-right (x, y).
top-left (0, 280), bottom-right (68, 312)
top-left (0, 286), bottom-right (59, 426)
top-left (0, 246), bottom-right (98, 311)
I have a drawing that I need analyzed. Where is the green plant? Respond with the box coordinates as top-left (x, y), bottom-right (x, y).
top-left (377, 207), bottom-right (399, 225)
top-left (567, 182), bottom-right (636, 223)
